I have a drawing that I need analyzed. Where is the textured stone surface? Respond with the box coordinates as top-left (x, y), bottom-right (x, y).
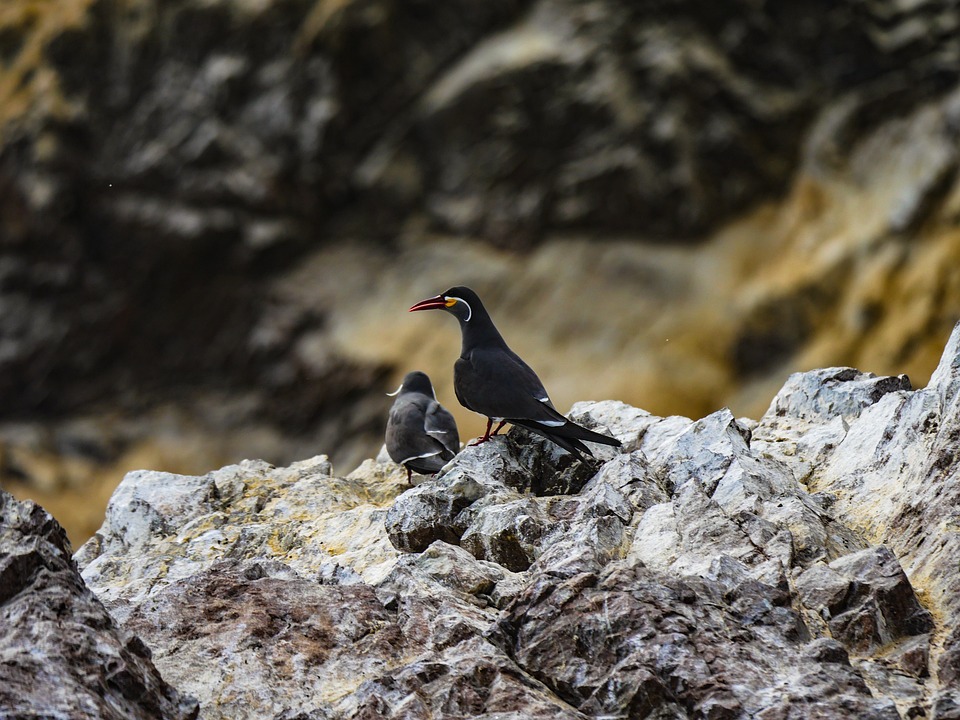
top-left (797, 545), bottom-right (933, 653)
top-left (53, 323), bottom-right (960, 717)
top-left (75, 455), bottom-right (405, 618)
top-left (495, 563), bottom-right (898, 720)
top-left (0, 490), bottom-right (197, 719)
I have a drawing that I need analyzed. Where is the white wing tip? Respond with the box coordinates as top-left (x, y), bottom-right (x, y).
top-left (400, 450), bottom-right (442, 464)
top-left (533, 419), bottom-right (566, 428)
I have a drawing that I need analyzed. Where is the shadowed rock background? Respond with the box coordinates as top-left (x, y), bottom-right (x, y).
top-left (2, 0), bottom-right (960, 544)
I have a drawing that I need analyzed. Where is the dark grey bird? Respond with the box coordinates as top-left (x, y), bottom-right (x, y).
top-left (385, 371), bottom-right (460, 482)
top-left (409, 286), bottom-right (621, 460)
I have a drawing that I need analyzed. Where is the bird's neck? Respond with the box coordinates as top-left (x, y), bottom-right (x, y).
top-left (459, 315), bottom-right (509, 356)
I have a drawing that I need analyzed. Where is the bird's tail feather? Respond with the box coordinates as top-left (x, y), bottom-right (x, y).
top-left (511, 419), bottom-right (621, 460)
top-left (527, 404), bottom-right (622, 448)
top-left (543, 419), bottom-right (621, 448)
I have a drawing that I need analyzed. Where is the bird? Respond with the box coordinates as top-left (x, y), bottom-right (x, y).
top-left (385, 370), bottom-right (460, 482)
top-left (409, 286), bottom-right (621, 460)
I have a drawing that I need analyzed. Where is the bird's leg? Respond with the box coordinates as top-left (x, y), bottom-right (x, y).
top-left (469, 418), bottom-right (495, 446)
top-left (406, 467), bottom-right (412, 484)
top-left (491, 421), bottom-right (506, 436)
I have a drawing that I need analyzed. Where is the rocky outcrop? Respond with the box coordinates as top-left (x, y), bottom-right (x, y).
top-left (26, 322), bottom-right (954, 718)
top-left (0, 491), bottom-right (198, 719)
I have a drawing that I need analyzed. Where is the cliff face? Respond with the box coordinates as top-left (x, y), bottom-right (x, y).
top-left (0, 323), bottom-right (935, 717)
top-left (2, 0), bottom-right (960, 543)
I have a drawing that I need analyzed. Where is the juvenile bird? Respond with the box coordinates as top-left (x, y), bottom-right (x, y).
top-left (409, 286), bottom-right (621, 460)
top-left (385, 370), bottom-right (460, 482)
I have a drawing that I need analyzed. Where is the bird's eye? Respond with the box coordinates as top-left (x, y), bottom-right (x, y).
top-left (444, 297), bottom-right (457, 308)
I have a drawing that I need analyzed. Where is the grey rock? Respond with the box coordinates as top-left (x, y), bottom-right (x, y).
top-left (78, 455), bottom-right (406, 620)
top-left (797, 546), bottom-right (933, 654)
top-left (803, 637), bottom-right (852, 665)
top-left (795, 323), bottom-right (960, 711)
top-left (460, 497), bottom-right (548, 572)
top-left (39, 324), bottom-right (960, 718)
top-left (584, 452), bottom-right (670, 511)
top-left (770, 368), bottom-right (912, 423)
top-left (933, 692), bottom-right (960, 720)
top-left (752, 367), bottom-right (913, 483)
top-left (375, 540), bottom-right (523, 610)
top-left (496, 563), bottom-right (896, 720)
top-left (122, 559), bottom-right (410, 720)
top-left (0, 490), bottom-right (197, 720)
top-left (384, 466), bottom-right (491, 552)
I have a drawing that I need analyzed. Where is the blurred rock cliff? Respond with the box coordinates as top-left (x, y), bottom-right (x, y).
top-left (1, 0), bottom-right (959, 543)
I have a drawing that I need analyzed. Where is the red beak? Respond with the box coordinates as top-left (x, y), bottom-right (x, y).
top-left (409, 295), bottom-right (447, 312)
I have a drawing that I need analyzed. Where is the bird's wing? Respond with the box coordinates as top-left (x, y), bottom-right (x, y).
top-left (424, 401), bottom-right (460, 459)
top-left (454, 346), bottom-right (620, 458)
top-left (456, 347), bottom-right (568, 427)
top-left (386, 397), bottom-right (448, 466)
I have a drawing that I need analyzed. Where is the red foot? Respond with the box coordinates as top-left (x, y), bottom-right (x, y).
top-left (468, 419), bottom-right (506, 446)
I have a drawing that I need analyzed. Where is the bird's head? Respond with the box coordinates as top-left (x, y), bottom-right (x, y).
top-left (387, 370), bottom-right (436, 398)
top-left (409, 286), bottom-right (479, 323)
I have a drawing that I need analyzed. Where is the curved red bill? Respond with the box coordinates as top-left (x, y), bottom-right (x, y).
top-left (409, 295), bottom-right (448, 312)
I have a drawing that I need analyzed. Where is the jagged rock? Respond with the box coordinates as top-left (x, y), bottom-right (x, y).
top-left (459, 497), bottom-right (548, 572)
top-left (752, 368), bottom-right (913, 483)
top-left (385, 411), bottom-right (631, 573)
top-left (0, 491), bottom-right (197, 719)
top-left (375, 540), bottom-right (524, 610)
top-left (494, 563), bottom-right (899, 720)
top-left (797, 545), bottom-right (933, 654)
top-left (826, 328), bottom-right (960, 706)
top-left (52, 324), bottom-right (960, 717)
top-left (383, 464), bottom-right (493, 553)
top-left (122, 559), bottom-right (411, 720)
top-left (76, 455), bottom-right (407, 622)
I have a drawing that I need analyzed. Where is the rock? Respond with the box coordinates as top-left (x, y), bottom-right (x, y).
top-left (758, 322), bottom-right (960, 713)
top-left (77, 455), bottom-right (407, 618)
top-left (752, 368), bottom-right (913, 483)
top-left (495, 563), bottom-right (897, 720)
top-left (0, 490), bottom-right (197, 719)
top-left (122, 559), bottom-right (410, 720)
top-left (383, 461), bottom-right (492, 552)
top-left (803, 638), bottom-right (851, 665)
top-left (375, 540), bottom-right (523, 610)
top-left (460, 497), bottom-right (548, 572)
top-left (39, 326), bottom-right (960, 717)
top-left (797, 546), bottom-right (933, 654)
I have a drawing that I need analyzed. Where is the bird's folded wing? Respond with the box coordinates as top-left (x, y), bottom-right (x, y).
top-left (424, 402), bottom-right (460, 456)
top-left (387, 402), bottom-right (445, 464)
top-left (462, 348), bottom-right (570, 427)
top-left (512, 394), bottom-right (571, 427)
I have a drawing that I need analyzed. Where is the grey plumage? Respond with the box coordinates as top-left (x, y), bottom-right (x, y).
top-left (385, 371), bottom-right (460, 481)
